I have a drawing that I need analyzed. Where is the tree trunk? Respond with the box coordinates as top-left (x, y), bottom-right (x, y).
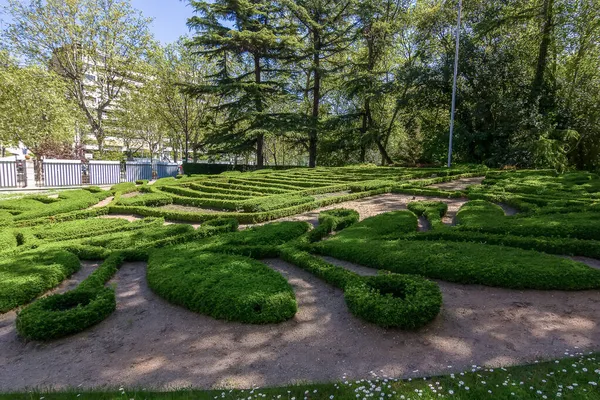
top-left (309, 31), bottom-right (321, 168)
top-left (529, 0), bottom-right (554, 111)
top-left (254, 53), bottom-right (265, 167)
top-left (360, 102), bottom-right (368, 163)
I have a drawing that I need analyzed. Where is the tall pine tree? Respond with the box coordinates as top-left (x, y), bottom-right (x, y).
top-left (186, 0), bottom-right (297, 166)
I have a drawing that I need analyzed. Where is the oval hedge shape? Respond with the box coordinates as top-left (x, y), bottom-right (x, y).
top-left (147, 250), bottom-right (297, 323)
top-left (16, 288), bottom-right (116, 340)
top-left (344, 274), bottom-right (442, 329)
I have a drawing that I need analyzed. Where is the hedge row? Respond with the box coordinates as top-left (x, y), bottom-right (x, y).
top-left (15, 250), bottom-right (148, 341)
top-left (201, 179), bottom-right (291, 194)
top-left (0, 249), bottom-right (80, 313)
top-left (456, 200), bottom-right (600, 240)
top-left (188, 182), bottom-right (266, 197)
top-left (11, 190), bottom-right (103, 222)
top-left (406, 229), bottom-right (600, 259)
top-left (306, 209), bottom-right (360, 243)
top-left (147, 250), bottom-right (297, 324)
top-left (407, 201), bottom-right (448, 231)
top-left (29, 217), bottom-right (165, 242)
top-left (159, 185), bottom-right (253, 200)
top-left (314, 236), bottom-right (600, 290)
top-left (279, 235), bottom-right (442, 329)
top-left (106, 188), bottom-right (388, 224)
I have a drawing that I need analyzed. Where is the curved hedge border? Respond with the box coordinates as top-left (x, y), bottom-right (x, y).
top-left (279, 211), bottom-right (442, 329)
top-left (15, 252), bottom-right (126, 340)
top-left (16, 287), bottom-right (116, 341)
top-left (279, 243), bottom-right (442, 329)
top-left (307, 208), bottom-right (360, 242)
top-left (147, 250), bottom-right (297, 324)
top-left (0, 249), bottom-right (80, 313)
top-left (344, 274), bottom-right (442, 329)
top-left (14, 219), bottom-right (238, 340)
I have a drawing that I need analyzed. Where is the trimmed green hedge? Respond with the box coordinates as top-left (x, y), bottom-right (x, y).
top-left (147, 250), bottom-right (297, 323)
top-left (329, 210), bottom-right (418, 240)
top-left (279, 237), bottom-right (442, 329)
top-left (0, 249), bottom-right (80, 313)
top-left (16, 287), bottom-right (116, 340)
top-left (345, 274), bottom-right (442, 329)
top-left (456, 200), bottom-right (600, 240)
top-left (314, 236), bottom-right (600, 290)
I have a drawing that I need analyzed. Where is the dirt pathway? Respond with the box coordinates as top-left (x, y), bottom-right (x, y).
top-left (428, 176), bottom-right (484, 191)
top-left (0, 258), bottom-right (599, 391)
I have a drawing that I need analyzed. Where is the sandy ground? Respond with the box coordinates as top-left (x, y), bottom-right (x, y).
top-left (428, 176), bottom-right (484, 191)
top-left (0, 257), bottom-right (599, 391)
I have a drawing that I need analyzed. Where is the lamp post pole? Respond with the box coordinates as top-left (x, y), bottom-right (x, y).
top-left (447, 0), bottom-right (462, 168)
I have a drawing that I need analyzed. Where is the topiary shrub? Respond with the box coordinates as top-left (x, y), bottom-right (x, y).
top-left (345, 274), bottom-right (442, 329)
top-left (147, 251), bottom-right (297, 323)
top-left (307, 208), bottom-right (360, 242)
top-left (16, 287), bottom-right (116, 341)
top-left (0, 249), bottom-right (80, 313)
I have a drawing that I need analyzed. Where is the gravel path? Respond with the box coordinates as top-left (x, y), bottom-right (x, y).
top-left (0, 258), bottom-right (598, 391)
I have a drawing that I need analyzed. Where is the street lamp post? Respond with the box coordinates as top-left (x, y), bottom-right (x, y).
top-left (447, 0), bottom-right (462, 168)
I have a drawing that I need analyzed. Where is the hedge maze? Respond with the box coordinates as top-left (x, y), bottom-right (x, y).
top-left (1, 166), bottom-right (600, 340)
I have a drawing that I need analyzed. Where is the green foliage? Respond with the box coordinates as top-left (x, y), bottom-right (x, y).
top-left (344, 274), bottom-right (442, 329)
top-left (16, 287), bottom-right (116, 341)
top-left (116, 192), bottom-right (173, 207)
top-left (457, 200), bottom-right (600, 240)
top-left (280, 231), bottom-right (441, 329)
top-left (0, 249), bottom-right (80, 312)
top-left (147, 251), bottom-right (297, 323)
top-left (315, 236), bottom-right (600, 290)
top-left (330, 211), bottom-right (418, 240)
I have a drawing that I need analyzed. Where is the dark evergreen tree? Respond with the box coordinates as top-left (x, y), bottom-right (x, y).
top-left (186, 0), bottom-right (298, 166)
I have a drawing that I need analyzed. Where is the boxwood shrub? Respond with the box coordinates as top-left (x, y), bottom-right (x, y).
top-left (344, 274), bottom-right (442, 329)
top-left (279, 239), bottom-right (441, 329)
top-left (16, 287), bottom-right (116, 340)
top-left (147, 250), bottom-right (297, 323)
top-left (0, 249), bottom-right (80, 313)
top-left (314, 236), bottom-right (600, 290)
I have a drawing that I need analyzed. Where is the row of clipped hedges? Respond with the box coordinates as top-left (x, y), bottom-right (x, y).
top-left (182, 163), bottom-right (303, 175)
top-left (279, 215), bottom-right (443, 329)
top-left (14, 219), bottom-right (241, 340)
top-left (314, 236), bottom-right (600, 291)
top-left (0, 249), bottom-right (80, 313)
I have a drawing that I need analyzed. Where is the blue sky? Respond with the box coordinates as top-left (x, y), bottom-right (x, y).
top-left (131, 0), bottom-right (195, 44)
top-left (0, 0), bottom-right (195, 44)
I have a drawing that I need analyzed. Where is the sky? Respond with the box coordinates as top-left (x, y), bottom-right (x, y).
top-left (131, 0), bottom-right (195, 44)
top-left (0, 0), bottom-right (195, 45)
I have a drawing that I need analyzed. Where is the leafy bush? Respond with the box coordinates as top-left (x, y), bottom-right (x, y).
top-left (0, 249), bottom-right (80, 312)
top-left (314, 236), bottom-right (600, 290)
top-left (345, 274), bottom-right (442, 329)
top-left (16, 287), bottom-right (116, 340)
top-left (456, 200), bottom-right (600, 240)
top-left (279, 239), bottom-right (441, 329)
top-left (147, 251), bottom-right (297, 323)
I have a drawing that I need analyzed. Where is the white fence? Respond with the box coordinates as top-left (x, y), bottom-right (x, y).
top-left (89, 160), bottom-right (121, 185)
top-left (43, 159), bottom-right (82, 186)
top-left (0, 161), bottom-right (17, 188)
top-left (0, 159), bottom-right (181, 189)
